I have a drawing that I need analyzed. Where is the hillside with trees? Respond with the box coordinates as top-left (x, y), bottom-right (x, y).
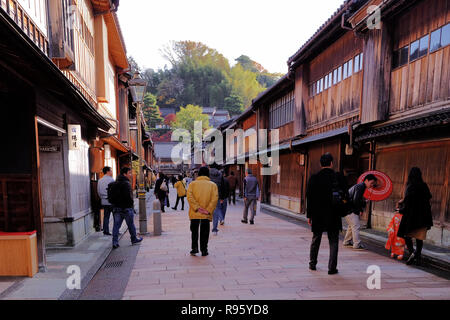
top-left (131, 41), bottom-right (283, 141)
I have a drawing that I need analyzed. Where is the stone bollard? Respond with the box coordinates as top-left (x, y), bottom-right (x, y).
top-left (152, 199), bottom-right (162, 236)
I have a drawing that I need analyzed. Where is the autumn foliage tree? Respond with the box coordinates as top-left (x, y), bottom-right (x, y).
top-left (164, 114), bottom-right (176, 127)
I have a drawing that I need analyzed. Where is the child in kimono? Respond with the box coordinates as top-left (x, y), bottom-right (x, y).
top-left (385, 212), bottom-right (406, 260)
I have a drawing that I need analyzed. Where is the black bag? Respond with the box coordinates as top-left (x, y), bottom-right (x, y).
top-left (331, 173), bottom-right (350, 217)
top-left (107, 181), bottom-right (121, 207)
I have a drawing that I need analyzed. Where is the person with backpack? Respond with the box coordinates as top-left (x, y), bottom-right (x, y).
top-left (108, 167), bottom-right (143, 249)
top-left (343, 174), bottom-right (377, 250)
top-left (209, 164), bottom-right (228, 235)
top-left (154, 173), bottom-right (168, 213)
top-left (172, 175), bottom-right (187, 211)
top-left (306, 153), bottom-right (348, 275)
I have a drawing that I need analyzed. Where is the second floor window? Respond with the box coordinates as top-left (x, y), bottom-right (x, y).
top-left (393, 22), bottom-right (450, 70)
top-left (270, 91), bottom-right (294, 129)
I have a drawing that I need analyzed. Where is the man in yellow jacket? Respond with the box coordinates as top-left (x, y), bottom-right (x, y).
top-left (187, 166), bottom-right (218, 256)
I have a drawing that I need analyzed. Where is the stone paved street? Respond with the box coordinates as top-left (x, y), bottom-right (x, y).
top-left (122, 191), bottom-right (450, 300)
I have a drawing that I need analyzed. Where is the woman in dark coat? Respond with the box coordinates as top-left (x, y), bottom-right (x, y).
top-left (154, 173), bottom-right (167, 212)
top-left (397, 167), bottom-right (433, 266)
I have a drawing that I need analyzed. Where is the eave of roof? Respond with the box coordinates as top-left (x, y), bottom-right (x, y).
top-left (252, 74), bottom-right (293, 106)
top-left (287, 0), bottom-right (369, 69)
top-left (105, 12), bottom-right (128, 69)
top-left (355, 108), bottom-right (450, 142)
top-left (0, 9), bottom-right (111, 131)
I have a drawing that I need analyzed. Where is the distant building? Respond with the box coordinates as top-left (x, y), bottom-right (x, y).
top-left (154, 142), bottom-right (188, 175)
top-left (202, 108), bottom-right (230, 128)
top-left (159, 107), bottom-right (176, 118)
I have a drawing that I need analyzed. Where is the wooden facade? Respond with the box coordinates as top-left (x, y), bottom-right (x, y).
top-left (389, 0), bottom-right (450, 115)
top-left (219, 0), bottom-right (450, 247)
top-left (0, 0), bottom-right (152, 269)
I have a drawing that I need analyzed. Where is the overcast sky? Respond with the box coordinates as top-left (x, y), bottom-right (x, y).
top-left (117, 0), bottom-right (345, 74)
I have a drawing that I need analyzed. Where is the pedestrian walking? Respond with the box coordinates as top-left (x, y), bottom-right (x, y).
top-left (164, 175), bottom-right (171, 208)
top-left (186, 166), bottom-right (218, 256)
top-left (209, 164), bottom-right (229, 235)
top-left (397, 167), bottom-right (433, 266)
top-left (172, 175), bottom-right (187, 211)
top-left (97, 166), bottom-right (115, 236)
top-left (107, 167), bottom-right (143, 249)
top-left (171, 175), bottom-right (177, 187)
top-left (227, 171), bottom-right (237, 205)
top-left (241, 168), bottom-right (259, 225)
top-left (220, 171), bottom-right (230, 225)
top-left (343, 174), bottom-right (377, 250)
top-left (185, 173), bottom-right (193, 187)
top-left (154, 173), bottom-right (168, 213)
top-left (306, 153), bottom-right (348, 275)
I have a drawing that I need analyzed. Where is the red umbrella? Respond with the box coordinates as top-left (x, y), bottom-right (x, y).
top-left (357, 170), bottom-right (393, 201)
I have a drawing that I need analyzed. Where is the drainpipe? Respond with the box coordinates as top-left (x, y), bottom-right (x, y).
top-left (94, 0), bottom-right (119, 16)
top-left (367, 139), bottom-right (376, 229)
top-left (341, 10), bottom-right (353, 31)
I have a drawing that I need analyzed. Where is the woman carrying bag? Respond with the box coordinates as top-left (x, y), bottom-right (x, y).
top-left (397, 167), bottom-right (433, 266)
top-left (172, 175), bottom-right (187, 211)
top-left (155, 173), bottom-right (168, 213)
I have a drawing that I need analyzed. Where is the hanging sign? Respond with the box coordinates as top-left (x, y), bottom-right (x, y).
top-left (39, 145), bottom-right (60, 153)
top-left (68, 124), bottom-right (81, 150)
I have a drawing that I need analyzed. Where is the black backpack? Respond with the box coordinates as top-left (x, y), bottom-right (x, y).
top-left (107, 181), bottom-right (121, 207)
top-left (331, 173), bottom-right (350, 217)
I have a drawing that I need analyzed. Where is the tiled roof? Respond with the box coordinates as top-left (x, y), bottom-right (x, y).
top-left (252, 74), bottom-right (292, 105)
top-left (355, 109), bottom-right (450, 142)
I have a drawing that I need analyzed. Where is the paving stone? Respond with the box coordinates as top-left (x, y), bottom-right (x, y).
top-left (121, 191), bottom-right (450, 300)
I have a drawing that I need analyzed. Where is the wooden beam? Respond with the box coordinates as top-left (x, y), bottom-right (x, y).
top-left (361, 21), bottom-right (393, 124)
top-left (294, 66), bottom-right (308, 136)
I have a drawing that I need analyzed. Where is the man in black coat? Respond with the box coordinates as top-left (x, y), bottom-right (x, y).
top-left (306, 153), bottom-right (348, 275)
top-left (110, 167), bottom-right (143, 249)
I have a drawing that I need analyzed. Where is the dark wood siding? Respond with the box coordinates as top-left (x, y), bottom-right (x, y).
top-left (270, 153), bottom-right (304, 198)
top-left (389, 0), bottom-right (450, 114)
top-left (306, 138), bottom-right (342, 180)
top-left (373, 140), bottom-right (450, 224)
top-left (306, 31), bottom-right (363, 128)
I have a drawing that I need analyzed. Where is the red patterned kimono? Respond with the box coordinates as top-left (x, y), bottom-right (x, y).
top-left (385, 213), bottom-right (406, 259)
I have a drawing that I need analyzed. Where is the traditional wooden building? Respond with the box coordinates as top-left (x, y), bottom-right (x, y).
top-left (222, 107), bottom-right (261, 197)
top-left (348, 0), bottom-right (450, 245)
top-left (0, 0), bottom-right (111, 268)
top-left (0, 0), bottom-right (149, 270)
top-left (221, 0), bottom-right (449, 248)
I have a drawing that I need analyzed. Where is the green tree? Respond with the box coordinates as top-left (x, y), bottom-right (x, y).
top-left (229, 64), bottom-right (265, 108)
top-left (224, 95), bottom-right (244, 116)
top-left (142, 93), bottom-right (163, 130)
top-left (172, 104), bottom-right (210, 143)
top-left (235, 55), bottom-right (265, 73)
top-left (161, 41), bottom-right (230, 73)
